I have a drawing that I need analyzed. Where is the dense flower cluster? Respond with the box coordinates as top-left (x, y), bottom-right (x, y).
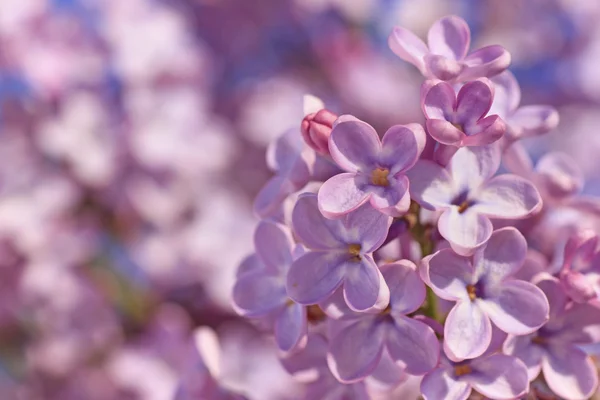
top-left (234, 15), bottom-right (600, 400)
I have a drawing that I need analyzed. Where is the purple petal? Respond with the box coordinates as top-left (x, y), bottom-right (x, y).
top-left (422, 81), bottom-right (456, 120)
top-left (536, 152), bottom-right (584, 199)
top-left (444, 300), bottom-right (492, 360)
top-left (341, 202), bottom-right (391, 253)
top-left (287, 252), bottom-right (346, 305)
top-left (253, 176), bottom-right (298, 218)
top-left (471, 174), bottom-right (542, 219)
top-left (267, 128), bottom-right (309, 172)
top-left (438, 208), bottom-right (493, 256)
top-left (279, 333), bottom-right (328, 382)
top-left (236, 253), bottom-right (264, 278)
top-left (275, 303), bottom-right (307, 352)
top-left (232, 271), bottom-right (286, 317)
top-left (479, 280), bottom-right (549, 335)
top-left (369, 175), bottom-right (410, 217)
top-left (507, 105), bottom-right (559, 140)
top-left (535, 275), bottom-right (568, 321)
top-left (381, 260), bottom-right (426, 314)
top-left (327, 318), bottom-right (385, 383)
top-left (503, 334), bottom-right (543, 381)
top-left (380, 124), bottom-right (424, 173)
top-left (489, 70), bottom-right (521, 116)
top-left (467, 354), bottom-right (529, 399)
top-left (459, 45), bottom-right (511, 80)
top-left (501, 142), bottom-right (534, 176)
top-left (329, 119), bottom-right (380, 172)
top-left (343, 256), bottom-right (389, 312)
top-left (449, 145), bottom-right (501, 190)
top-left (292, 194), bottom-right (344, 250)
top-left (386, 315), bottom-right (440, 375)
top-left (455, 79), bottom-right (494, 124)
top-left (543, 345), bottom-right (598, 400)
top-left (427, 16), bottom-right (470, 60)
top-left (426, 120), bottom-right (464, 145)
top-left (420, 368), bottom-right (471, 400)
top-left (388, 26), bottom-right (429, 74)
top-left (318, 286), bottom-right (354, 320)
top-left (407, 160), bottom-right (455, 209)
top-left (420, 249), bottom-right (471, 301)
top-left (461, 115), bottom-right (505, 146)
top-left (318, 173), bottom-right (370, 218)
top-left (424, 54), bottom-right (464, 81)
top-left (474, 227), bottom-right (528, 285)
top-left (367, 349), bottom-right (408, 391)
top-left (254, 220), bottom-right (294, 273)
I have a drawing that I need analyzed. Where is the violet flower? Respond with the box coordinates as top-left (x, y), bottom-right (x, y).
top-left (421, 228), bottom-right (549, 360)
top-left (232, 220), bottom-right (308, 352)
top-left (421, 78), bottom-right (505, 149)
top-left (408, 145), bottom-right (542, 255)
top-left (388, 15), bottom-right (511, 82)
top-left (420, 351), bottom-right (529, 400)
top-left (489, 70), bottom-right (559, 144)
top-left (326, 261), bottom-right (440, 383)
top-left (557, 229), bottom-right (600, 304)
top-left (318, 117), bottom-right (425, 218)
top-left (286, 193), bottom-right (391, 312)
top-left (504, 275), bottom-right (600, 399)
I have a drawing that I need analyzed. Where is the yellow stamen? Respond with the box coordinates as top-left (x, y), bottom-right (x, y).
top-left (457, 201), bottom-right (470, 214)
top-left (466, 284), bottom-right (477, 301)
top-left (454, 364), bottom-right (472, 377)
top-left (371, 168), bottom-right (390, 187)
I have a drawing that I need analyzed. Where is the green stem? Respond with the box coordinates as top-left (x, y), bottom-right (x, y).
top-left (407, 202), bottom-right (441, 323)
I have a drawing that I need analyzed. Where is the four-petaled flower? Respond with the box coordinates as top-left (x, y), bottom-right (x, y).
top-left (408, 145), bottom-right (542, 255)
top-left (287, 193), bottom-right (391, 312)
top-left (421, 227), bottom-right (549, 360)
top-left (327, 261), bottom-right (440, 383)
top-left (232, 220), bottom-right (308, 352)
top-left (318, 117), bottom-right (425, 218)
top-left (504, 275), bottom-right (600, 400)
top-left (388, 15), bottom-right (511, 82)
top-left (421, 78), bottom-right (505, 149)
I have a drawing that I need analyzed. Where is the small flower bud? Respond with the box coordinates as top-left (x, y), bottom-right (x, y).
top-left (300, 109), bottom-right (337, 156)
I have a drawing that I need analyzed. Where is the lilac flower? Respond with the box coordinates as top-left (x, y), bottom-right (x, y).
top-left (504, 275), bottom-right (600, 399)
top-left (408, 145), bottom-right (542, 255)
top-left (318, 117), bottom-right (425, 217)
top-left (232, 220), bottom-right (308, 352)
top-left (557, 230), bottom-right (600, 304)
top-left (286, 193), bottom-right (391, 312)
top-left (421, 78), bottom-right (505, 149)
top-left (388, 15), bottom-right (511, 82)
top-left (420, 351), bottom-right (529, 400)
top-left (326, 261), bottom-right (440, 382)
top-left (421, 228), bottom-right (549, 360)
top-left (489, 71), bottom-right (559, 144)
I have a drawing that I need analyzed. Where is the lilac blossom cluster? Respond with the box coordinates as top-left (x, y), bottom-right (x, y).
top-left (234, 16), bottom-right (600, 400)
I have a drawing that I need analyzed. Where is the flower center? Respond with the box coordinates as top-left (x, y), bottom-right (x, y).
top-left (466, 284), bottom-right (477, 301)
top-left (452, 122), bottom-right (464, 132)
top-left (454, 364), bottom-right (472, 377)
top-left (531, 336), bottom-right (546, 345)
top-left (348, 243), bottom-right (362, 261)
top-left (457, 200), bottom-right (470, 214)
top-left (306, 304), bottom-right (327, 324)
top-left (371, 168), bottom-right (390, 187)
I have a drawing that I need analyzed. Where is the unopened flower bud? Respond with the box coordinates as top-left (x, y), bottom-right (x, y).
top-left (300, 109), bottom-right (337, 156)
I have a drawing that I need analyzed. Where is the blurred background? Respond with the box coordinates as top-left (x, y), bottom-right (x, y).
top-left (1, 0), bottom-right (600, 398)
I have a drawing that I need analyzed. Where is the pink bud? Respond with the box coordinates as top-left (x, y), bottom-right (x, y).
top-left (300, 109), bottom-right (337, 156)
top-left (560, 270), bottom-right (597, 303)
